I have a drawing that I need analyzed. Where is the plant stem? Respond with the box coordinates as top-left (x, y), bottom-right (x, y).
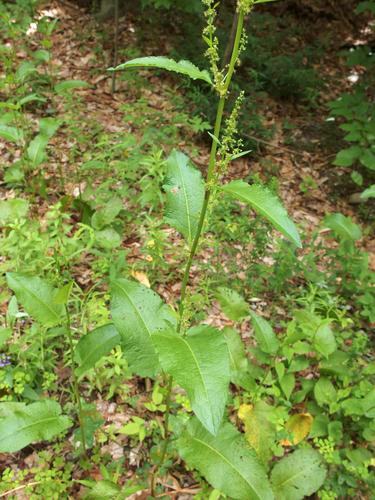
top-left (150, 374), bottom-right (173, 496)
top-left (177, 7), bottom-right (245, 332)
top-left (152, 5), bottom-right (246, 493)
top-left (65, 305), bottom-right (87, 456)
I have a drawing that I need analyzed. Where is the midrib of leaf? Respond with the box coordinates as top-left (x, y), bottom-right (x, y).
top-left (158, 333), bottom-right (212, 423)
top-left (192, 436), bottom-right (263, 499)
top-left (113, 282), bottom-right (152, 339)
top-left (252, 315), bottom-right (274, 353)
top-left (334, 221), bottom-right (352, 239)
top-left (238, 189), bottom-right (287, 235)
top-left (15, 279), bottom-right (60, 323)
top-left (177, 164), bottom-right (192, 243)
top-left (0, 415), bottom-right (63, 444)
top-left (274, 465), bottom-right (313, 489)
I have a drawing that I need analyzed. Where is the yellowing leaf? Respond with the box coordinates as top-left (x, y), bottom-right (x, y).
top-left (281, 413), bottom-right (314, 446)
top-left (238, 402), bottom-right (276, 464)
top-left (131, 271), bottom-right (151, 288)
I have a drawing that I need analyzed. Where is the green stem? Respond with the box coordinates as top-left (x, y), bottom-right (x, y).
top-left (152, 5), bottom-right (247, 493)
top-left (150, 374), bottom-right (173, 496)
top-left (177, 7), bottom-right (245, 332)
top-left (65, 306), bottom-right (87, 456)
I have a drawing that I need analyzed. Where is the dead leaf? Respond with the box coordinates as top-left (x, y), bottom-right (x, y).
top-left (281, 413), bottom-right (314, 446)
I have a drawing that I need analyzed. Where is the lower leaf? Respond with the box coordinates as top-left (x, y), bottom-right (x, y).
top-left (177, 418), bottom-right (274, 500)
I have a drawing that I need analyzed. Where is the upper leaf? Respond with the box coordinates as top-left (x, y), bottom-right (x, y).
top-left (221, 180), bottom-right (302, 247)
top-left (110, 278), bottom-right (176, 377)
top-left (0, 400), bottom-right (72, 452)
top-left (164, 150), bottom-right (205, 245)
top-left (178, 418), bottom-right (274, 500)
top-left (27, 134), bottom-right (49, 166)
top-left (249, 310), bottom-right (280, 354)
top-left (75, 324), bottom-right (121, 379)
top-left (6, 273), bottom-right (65, 327)
top-left (324, 213), bottom-right (362, 241)
top-left (109, 56), bottom-right (213, 85)
top-left (270, 449), bottom-right (326, 500)
top-left (153, 325), bottom-right (230, 435)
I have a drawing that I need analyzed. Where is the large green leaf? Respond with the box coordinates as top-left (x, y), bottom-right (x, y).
top-left (110, 278), bottom-right (175, 377)
top-left (153, 325), bottom-right (230, 435)
top-left (75, 324), bottom-right (121, 378)
top-left (249, 310), bottom-right (279, 354)
top-left (164, 150), bottom-right (205, 245)
top-left (270, 449), bottom-right (326, 500)
top-left (0, 400), bottom-right (72, 452)
top-left (324, 213), bottom-right (362, 241)
top-left (6, 273), bottom-right (65, 327)
top-left (109, 56), bottom-right (212, 85)
top-left (178, 418), bottom-right (274, 500)
top-left (221, 181), bottom-right (301, 247)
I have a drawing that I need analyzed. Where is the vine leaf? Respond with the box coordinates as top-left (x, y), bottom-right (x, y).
top-left (6, 273), bottom-right (65, 327)
top-left (163, 150), bottom-right (205, 245)
top-left (221, 180), bottom-right (302, 247)
top-left (153, 325), bottom-right (230, 435)
top-left (110, 278), bottom-right (176, 377)
top-left (178, 418), bottom-right (274, 500)
top-left (0, 400), bottom-right (72, 452)
top-left (109, 56), bottom-right (213, 85)
top-left (270, 449), bottom-right (326, 500)
top-left (75, 324), bottom-right (121, 379)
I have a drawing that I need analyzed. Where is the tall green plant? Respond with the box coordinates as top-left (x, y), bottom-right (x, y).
top-left (108, 1), bottom-right (322, 498)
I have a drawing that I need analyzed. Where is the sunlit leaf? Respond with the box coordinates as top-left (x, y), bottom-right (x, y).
top-left (324, 213), bottom-right (362, 241)
top-left (215, 287), bottom-right (249, 321)
top-left (109, 56), bottom-right (213, 85)
top-left (222, 180), bottom-right (301, 247)
top-left (249, 310), bottom-right (279, 354)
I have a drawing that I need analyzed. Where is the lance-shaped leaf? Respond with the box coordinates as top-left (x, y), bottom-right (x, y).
top-left (223, 327), bottom-right (253, 390)
top-left (164, 150), bottom-right (205, 245)
top-left (110, 278), bottom-right (176, 377)
top-left (178, 418), bottom-right (274, 500)
top-left (153, 326), bottom-right (230, 435)
top-left (6, 273), bottom-right (65, 327)
top-left (75, 324), bottom-right (121, 378)
top-left (27, 133), bottom-right (49, 166)
top-left (249, 310), bottom-right (279, 354)
top-left (324, 213), bottom-right (362, 241)
top-left (0, 399), bottom-right (72, 452)
top-left (109, 56), bottom-right (212, 85)
top-left (270, 449), bottom-right (326, 500)
top-left (221, 180), bottom-right (302, 247)
top-left (0, 124), bottom-right (24, 143)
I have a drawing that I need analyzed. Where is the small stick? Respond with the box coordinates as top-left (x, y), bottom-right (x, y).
top-left (111, 0), bottom-right (119, 94)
